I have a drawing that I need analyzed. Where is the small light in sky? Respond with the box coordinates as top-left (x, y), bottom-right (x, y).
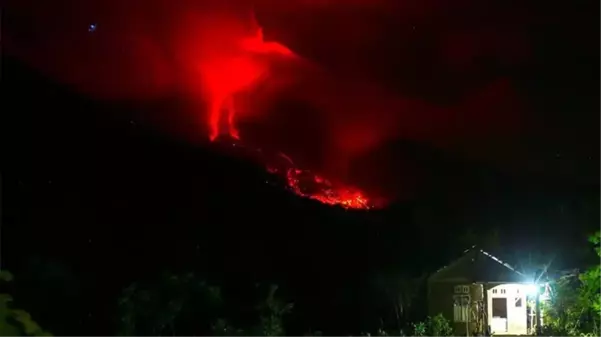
top-left (88, 23), bottom-right (97, 32)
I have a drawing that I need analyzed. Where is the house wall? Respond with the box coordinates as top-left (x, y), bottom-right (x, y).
top-left (428, 281), bottom-right (456, 324)
top-left (486, 283), bottom-right (528, 335)
top-left (428, 281), bottom-right (484, 335)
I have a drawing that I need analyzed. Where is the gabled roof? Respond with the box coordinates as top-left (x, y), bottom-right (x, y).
top-left (428, 246), bottom-right (527, 282)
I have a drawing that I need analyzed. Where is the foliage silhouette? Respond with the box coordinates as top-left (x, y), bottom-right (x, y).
top-left (0, 271), bottom-right (52, 336)
top-left (542, 231), bottom-right (601, 336)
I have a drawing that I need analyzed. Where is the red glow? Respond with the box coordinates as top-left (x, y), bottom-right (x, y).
top-left (282, 168), bottom-right (371, 209)
top-left (190, 14), bottom-right (295, 141)
top-left (268, 162), bottom-right (371, 210)
top-left (199, 17), bottom-right (373, 209)
top-left (3, 0), bottom-right (536, 203)
top-left (226, 141), bottom-right (373, 209)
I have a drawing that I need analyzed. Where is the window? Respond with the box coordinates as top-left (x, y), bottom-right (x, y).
top-left (454, 303), bottom-right (470, 322)
top-left (455, 285), bottom-right (470, 294)
top-left (501, 289), bottom-right (506, 294)
top-left (493, 289), bottom-right (498, 294)
top-left (453, 295), bottom-right (470, 322)
top-left (515, 297), bottom-right (523, 307)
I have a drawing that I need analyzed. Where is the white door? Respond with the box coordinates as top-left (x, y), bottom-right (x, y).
top-left (487, 284), bottom-right (528, 335)
top-left (491, 297), bottom-right (508, 334)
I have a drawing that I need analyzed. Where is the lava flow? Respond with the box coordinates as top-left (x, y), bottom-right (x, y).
top-left (267, 162), bottom-right (371, 210)
top-left (218, 139), bottom-right (373, 210)
top-left (199, 13), bottom-right (372, 210)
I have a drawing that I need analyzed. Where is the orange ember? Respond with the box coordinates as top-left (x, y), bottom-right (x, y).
top-left (262, 149), bottom-right (372, 209)
top-left (217, 140), bottom-right (373, 209)
top-left (268, 166), bottom-right (371, 210)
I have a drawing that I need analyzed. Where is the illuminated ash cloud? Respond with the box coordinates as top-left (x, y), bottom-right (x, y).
top-left (195, 17), bottom-right (374, 209)
top-left (5, 0), bottom-right (550, 203)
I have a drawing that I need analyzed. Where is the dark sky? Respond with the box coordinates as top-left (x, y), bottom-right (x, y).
top-left (3, 0), bottom-right (601, 260)
top-left (3, 0), bottom-right (601, 228)
top-left (4, 0), bottom-right (598, 198)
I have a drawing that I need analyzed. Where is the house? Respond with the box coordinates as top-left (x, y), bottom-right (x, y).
top-left (427, 246), bottom-right (550, 336)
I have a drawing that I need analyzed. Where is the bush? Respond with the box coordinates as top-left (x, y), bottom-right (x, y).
top-left (412, 313), bottom-right (453, 336)
top-left (117, 272), bottom-right (227, 335)
top-left (543, 231), bottom-right (601, 336)
top-left (541, 323), bottom-right (600, 337)
top-left (0, 271), bottom-right (52, 336)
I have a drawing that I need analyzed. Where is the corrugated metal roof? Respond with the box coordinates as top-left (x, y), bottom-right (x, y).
top-left (429, 245), bottom-right (525, 280)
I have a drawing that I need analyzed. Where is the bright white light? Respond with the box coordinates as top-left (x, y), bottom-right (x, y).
top-left (525, 284), bottom-right (538, 296)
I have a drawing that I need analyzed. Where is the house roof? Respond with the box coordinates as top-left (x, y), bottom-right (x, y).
top-left (429, 246), bottom-right (527, 282)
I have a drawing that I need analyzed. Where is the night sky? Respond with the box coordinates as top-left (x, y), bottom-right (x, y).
top-left (2, 0), bottom-right (599, 335)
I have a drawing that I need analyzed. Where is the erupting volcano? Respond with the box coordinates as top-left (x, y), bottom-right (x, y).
top-left (200, 17), bottom-right (373, 210)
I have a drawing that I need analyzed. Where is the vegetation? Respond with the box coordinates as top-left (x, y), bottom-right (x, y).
top-left (542, 231), bottom-right (601, 336)
top-left (411, 313), bottom-right (453, 336)
top-left (373, 271), bottom-right (426, 332)
top-left (117, 272), bottom-right (224, 335)
top-left (4, 232), bottom-right (598, 336)
top-left (0, 271), bottom-right (51, 336)
top-left (5, 229), bottom-right (598, 337)
top-left (118, 273), bottom-right (452, 337)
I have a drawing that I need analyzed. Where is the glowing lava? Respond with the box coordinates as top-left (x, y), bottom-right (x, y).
top-left (269, 166), bottom-right (371, 210)
top-left (218, 139), bottom-right (373, 210)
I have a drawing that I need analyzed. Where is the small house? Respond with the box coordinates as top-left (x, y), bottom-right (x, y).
top-left (427, 246), bottom-right (549, 336)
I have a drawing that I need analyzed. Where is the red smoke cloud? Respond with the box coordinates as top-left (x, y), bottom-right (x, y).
top-left (5, 0), bottom-right (533, 198)
top-left (172, 9), bottom-right (295, 140)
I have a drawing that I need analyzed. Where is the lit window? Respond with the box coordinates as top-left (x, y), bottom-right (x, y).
top-left (454, 303), bottom-right (469, 322)
top-left (453, 296), bottom-right (470, 322)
